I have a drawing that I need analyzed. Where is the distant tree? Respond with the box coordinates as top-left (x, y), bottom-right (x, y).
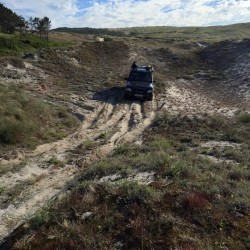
top-left (28, 17), bottom-right (40, 34)
top-left (16, 16), bottom-right (26, 34)
top-left (0, 3), bottom-right (24, 34)
top-left (37, 16), bottom-right (51, 39)
top-left (28, 17), bottom-right (35, 32)
top-left (42, 16), bottom-right (51, 40)
top-left (0, 3), bottom-right (52, 39)
top-left (28, 16), bottom-right (51, 39)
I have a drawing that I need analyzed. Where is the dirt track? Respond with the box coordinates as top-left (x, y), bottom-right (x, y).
top-left (0, 87), bottom-right (156, 243)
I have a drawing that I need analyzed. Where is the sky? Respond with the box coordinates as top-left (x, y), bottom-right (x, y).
top-left (2, 0), bottom-right (250, 29)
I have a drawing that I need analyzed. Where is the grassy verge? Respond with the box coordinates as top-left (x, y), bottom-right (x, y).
top-left (0, 84), bottom-right (79, 150)
top-left (8, 113), bottom-right (249, 249)
top-left (0, 33), bottom-right (72, 56)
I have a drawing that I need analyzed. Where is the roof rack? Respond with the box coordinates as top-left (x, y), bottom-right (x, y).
top-left (132, 65), bottom-right (154, 73)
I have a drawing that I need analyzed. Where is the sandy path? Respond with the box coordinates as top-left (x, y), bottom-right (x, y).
top-left (0, 90), bottom-right (156, 243)
top-left (157, 80), bottom-right (241, 117)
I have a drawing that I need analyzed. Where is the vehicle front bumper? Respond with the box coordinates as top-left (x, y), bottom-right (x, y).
top-left (125, 89), bottom-right (153, 100)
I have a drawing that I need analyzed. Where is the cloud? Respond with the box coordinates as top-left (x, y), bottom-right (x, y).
top-left (1, 0), bottom-right (250, 28)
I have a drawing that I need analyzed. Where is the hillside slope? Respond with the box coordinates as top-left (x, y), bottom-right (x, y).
top-left (0, 32), bottom-right (249, 249)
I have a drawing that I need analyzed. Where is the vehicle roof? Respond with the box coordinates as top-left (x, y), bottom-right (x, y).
top-left (132, 65), bottom-right (154, 73)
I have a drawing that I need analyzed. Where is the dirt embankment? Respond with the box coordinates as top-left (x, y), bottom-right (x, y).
top-left (199, 39), bottom-right (250, 101)
top-left (0, 41), bottom-right (130, 97)
top-left (0, 38), bottom-right (249, 245)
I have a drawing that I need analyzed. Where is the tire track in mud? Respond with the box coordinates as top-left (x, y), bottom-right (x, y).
top-left (0, 92), bottom-right (156, 244)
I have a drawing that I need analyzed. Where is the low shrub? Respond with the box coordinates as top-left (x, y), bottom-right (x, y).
top-left (239, 113), bottom-right (250, 123)
top-left (113, 144), bottom-right (133, 155)
top-left (182, 192), bottom-right (210, 211)
top-left (48, 157), bottom-right (64, 168)
top-left (104, 36), bottom-right (113, 42)
top-left (0, 85), bottom-right (79, 147)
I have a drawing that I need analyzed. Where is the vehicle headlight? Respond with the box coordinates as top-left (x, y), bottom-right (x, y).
top-left (126, 88), bottom-right (132, 92)
top-left (147, 89), bottom-right (153, 93)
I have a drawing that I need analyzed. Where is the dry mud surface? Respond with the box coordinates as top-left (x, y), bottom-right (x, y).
top-left (0, 39), bottom-right (249, 244)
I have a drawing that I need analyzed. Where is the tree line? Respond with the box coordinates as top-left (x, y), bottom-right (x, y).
top-left (0, 3), bottom-right (51, 39)
top-left (53, 27), bottom-right (124, 37)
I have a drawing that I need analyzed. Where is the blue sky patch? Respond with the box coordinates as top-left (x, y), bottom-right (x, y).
top-left (205, 0), bottom-right (223, 7)
top-left (76, 0), bottom-right (93, 9)
top-left (161, 6), bottom-right (178, 13)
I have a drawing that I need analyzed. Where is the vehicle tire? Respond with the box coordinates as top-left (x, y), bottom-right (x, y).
top-left (147, 96), bottom-right (153, 101)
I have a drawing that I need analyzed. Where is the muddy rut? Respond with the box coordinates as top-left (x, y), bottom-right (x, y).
top-left (0, 88), bottom-right (156, 243)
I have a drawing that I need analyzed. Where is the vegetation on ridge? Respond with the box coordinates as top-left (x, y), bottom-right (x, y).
top-left (119, 22), bottom-right (250, 43)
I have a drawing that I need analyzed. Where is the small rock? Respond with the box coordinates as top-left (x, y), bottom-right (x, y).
top-left (22, 53), bottom-right (38, 60)
top-left (114, 241), bottom-right (124, 249)
top-left (99, 174), bottom-right (121, 182)
top-left (81, 212), bottom-right (93, 220)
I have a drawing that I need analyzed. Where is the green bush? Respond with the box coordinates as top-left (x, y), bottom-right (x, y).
top-left (113, 144), bottom-right (131, 155)
top-left (0, 85), bottom-right (79, 147)
top-left (151, 138), bottom-right (171, 151)
top-left (239, 113), bottom-right (250, 123)
top-left (0, 117), bottom-right (35, 144)
top-left (48, 157), bottom-right (64, 167)
top-left (104, 36), bottom-right (113, 42)
top-left (29, 208), bottom-right (52, 230)
top-left (118, 181), bottom-right (157, 201)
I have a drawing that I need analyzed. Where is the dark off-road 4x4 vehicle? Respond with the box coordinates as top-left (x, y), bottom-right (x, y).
top-left (124, 65), bottom-right (154, 101)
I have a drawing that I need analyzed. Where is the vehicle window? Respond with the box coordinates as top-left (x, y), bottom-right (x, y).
top-left (129, 72), bottom-right (152, 82)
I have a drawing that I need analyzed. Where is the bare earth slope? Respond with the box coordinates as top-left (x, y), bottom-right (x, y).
top-left (0, 38), bottom-right (249, 246)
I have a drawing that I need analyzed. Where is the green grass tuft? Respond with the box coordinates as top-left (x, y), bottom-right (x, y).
top-left (0, 85), bottom-right (79, 148)
top-left (238, 113), bottom-right (250, 123)
top-left (0, 33), bottom-right (72, 56)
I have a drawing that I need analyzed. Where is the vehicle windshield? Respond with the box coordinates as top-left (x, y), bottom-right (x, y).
top-left (129, 71), bottom-right (152, 82)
